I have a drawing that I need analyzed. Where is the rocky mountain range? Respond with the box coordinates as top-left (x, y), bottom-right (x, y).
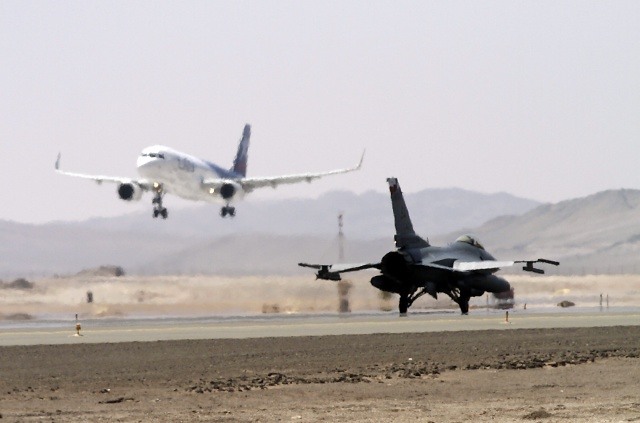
top-left (2, 188), bottom-right (640, 278)
top-left (454, 189), bottom-right (640, 275)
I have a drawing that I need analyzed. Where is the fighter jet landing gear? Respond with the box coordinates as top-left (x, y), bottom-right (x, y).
top-left (449, 288), bottom-right (470, 315)
top-left (459, 300), bottom-right (470, 315)
top-left (398, 287), bottom-right (434, 316)
top-left (152, 191), bottom-right (168, 219)
top-left (220, 205), bottom-right (235, 218)
top-left (399, 295), bottom-right (409, 316)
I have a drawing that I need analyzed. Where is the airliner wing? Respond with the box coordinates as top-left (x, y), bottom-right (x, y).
top-left (299, 262), bottom-right (380, 281)
top-left (55, 153), bottom-right (151, 188)
top-left (449, 258), bottom-right (560, 274)
top-left (203, 151), bottom-right (365, 192)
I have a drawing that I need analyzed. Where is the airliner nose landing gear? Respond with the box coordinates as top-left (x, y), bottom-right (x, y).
top-left (153, 207), bottom-right (168, 219)
top-left (152, 189), bottom-right (168, 219)
top-left (220, 205), bottom-right (236, 217)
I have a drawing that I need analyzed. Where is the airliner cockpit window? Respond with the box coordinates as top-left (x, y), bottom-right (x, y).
top-left (455, 234), bottom-right (485, 250)
top-left (141, 152), bottom-right (165, 159)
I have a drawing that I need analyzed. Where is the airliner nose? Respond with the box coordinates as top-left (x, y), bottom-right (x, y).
top-left (137, 155), bottom-right (162, 177)
top-left (137, 155), bottom-right (154, 169)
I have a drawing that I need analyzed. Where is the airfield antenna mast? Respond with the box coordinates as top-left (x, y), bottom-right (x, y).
top-left (338, 212), bottom-right (344, 261)
top-left (337, 212), bottom-right (351, 313)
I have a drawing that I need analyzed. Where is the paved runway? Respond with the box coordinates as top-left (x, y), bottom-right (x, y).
top-left (1, 308), bottom-right (639, 346)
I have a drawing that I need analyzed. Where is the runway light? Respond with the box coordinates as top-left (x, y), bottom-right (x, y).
top-left (74, 313), bottom-right (83, 337)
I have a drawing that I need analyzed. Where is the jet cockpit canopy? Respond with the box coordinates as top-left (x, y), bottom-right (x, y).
top-left (455, 234), bottom-right (485, 250)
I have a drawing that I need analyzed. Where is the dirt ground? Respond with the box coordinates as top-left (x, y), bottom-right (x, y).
top-left (1, 326), bottom-right (639, 422)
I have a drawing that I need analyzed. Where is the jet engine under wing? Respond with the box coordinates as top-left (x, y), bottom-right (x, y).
top-left (451, 258), bottom-right (560, 274)
top-left (203, 151), bottom-right (365, 193)
top-left (55, 153), bottom-right (152, 189)
top-left (298, 262), bottom-right (380, 281)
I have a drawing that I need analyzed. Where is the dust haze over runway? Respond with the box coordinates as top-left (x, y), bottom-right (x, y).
top-left (1, 274), bottom-right (639, 346)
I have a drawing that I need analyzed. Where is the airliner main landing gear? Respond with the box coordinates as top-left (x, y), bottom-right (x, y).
top-left (220, 205), bottom-right (236, 217)
top-left (152, 190), bottom-right (168, 219)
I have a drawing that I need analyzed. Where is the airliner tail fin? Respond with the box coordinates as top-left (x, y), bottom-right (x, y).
top-left (232, 124), bottom-right (251, 176)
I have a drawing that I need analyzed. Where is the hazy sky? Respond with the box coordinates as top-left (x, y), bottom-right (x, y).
top-left (2, 1), bottom-right (639, 223)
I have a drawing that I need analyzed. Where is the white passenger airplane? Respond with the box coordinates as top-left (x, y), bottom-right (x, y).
top-left (55, 124), bottom-right (364, 219)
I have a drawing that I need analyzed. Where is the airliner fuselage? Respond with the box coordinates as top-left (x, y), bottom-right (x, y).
top-left (136, 145), bottom-right (244, 203)
top-left (56, 124), bottom-right (363, 218)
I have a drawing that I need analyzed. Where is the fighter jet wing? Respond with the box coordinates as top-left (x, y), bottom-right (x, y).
top-left (204, 151), bottom-right (365, 192)
top-left (298, 262), bottom-right (380, 281)
top-left (55, 153), bottom-right (152, 189)
top-left (451, 258), bottom-right (560, 274)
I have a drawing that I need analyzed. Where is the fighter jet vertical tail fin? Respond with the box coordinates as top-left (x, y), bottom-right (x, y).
top-left (387, 177), bottom-right (430, 250)
top-left (231, 124), bottom-right (251, 177)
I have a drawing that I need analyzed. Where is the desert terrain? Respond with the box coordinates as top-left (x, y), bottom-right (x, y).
top-left (0, 327), bottom-right (639, 422)
top-left (2, 273), bottom-right (639, 319)
top-left (1, 274), bottom-right (639, 422)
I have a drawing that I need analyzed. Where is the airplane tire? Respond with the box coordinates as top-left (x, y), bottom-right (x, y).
top-left (399, 295), bottom-right (409, 315)
top-left (220, 206), bottom-right (235, 218)
top-left (459, 298), bottom-right (470, 315)
top-left (161, 209), bottom-right (168, 219)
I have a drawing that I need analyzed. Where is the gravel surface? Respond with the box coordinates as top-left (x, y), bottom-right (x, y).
top-left (1, 326), bottom-right (639, 422)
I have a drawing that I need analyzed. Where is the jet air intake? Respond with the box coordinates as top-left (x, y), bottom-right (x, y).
top-left (117, 182), bottom-right (143, 201)
top-left (220, 182), bottom-right (239, 199)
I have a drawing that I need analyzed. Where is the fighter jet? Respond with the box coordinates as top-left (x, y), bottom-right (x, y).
top-left (299, 177), bottom-right (559, 315)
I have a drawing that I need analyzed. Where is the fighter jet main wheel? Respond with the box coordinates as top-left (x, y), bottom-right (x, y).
top-left (399, 295), bottom-right (409, 316)
top-left (459, 295), bottom-right (470, 315)
top-left (228, 207), bottom-right (235, 217)
top-left (153, 209), bottom-right (159, 218)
